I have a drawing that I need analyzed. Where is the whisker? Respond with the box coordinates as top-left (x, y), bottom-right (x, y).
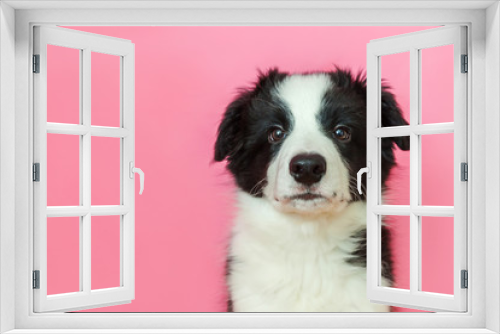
top-left (348, 177), bottom-right (366, 201)
top-left (249, 178), bottom-right (267, 196)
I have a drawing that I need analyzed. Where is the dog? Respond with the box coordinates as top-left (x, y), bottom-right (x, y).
top-left (214, 67), bottom-right (410, 312)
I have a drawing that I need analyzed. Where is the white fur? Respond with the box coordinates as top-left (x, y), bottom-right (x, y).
top-left (228, 191), bottom-right (389, 312)
top-left (263, 74), bottom-right (352, 215)
top-left (227, 73), bottom-right (389, 312)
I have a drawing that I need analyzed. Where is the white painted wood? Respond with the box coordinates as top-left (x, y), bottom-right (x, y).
top-left (121, 41), bottom-right (136, 298)
top-left (412, 206), bottom-right (455, 217)
top-left (453, 25), bottom-right (469, 314)
top-left (46, 206), bottom-right (130, 217)
top-left (418, 47), bottom-right (424, 293)
top-left (367, 26), bottom-right (468, 312)
top-left (33, 26), bottom-right (135, 313)
top-left (35, 26), bottom-right (133, 56)
top-left (366, 30), bottom-right (379, 296)
top-left (82, 45), bottom-right (92, 303)
top-left (0, 2), bottom-right (17, 333)
top-left (373, 206), bottom-right (454, 216)
top-left (9, 5), bottom-right (492, 333)
top-left (409, 46), bottom-right (420, 297)
top-left (3, 0), bottom-right (497, 10)
top-left (1, 329), bottom-right (498, 334)
top-left (485, 3), bottom-right (500, 333)
top-left (369, 26), bottom-right (467, 56)
top-left (46, 123), bottom-right (130, 138)
top-left (32, 24), bottom-right (49, 314)
top-left (78, 46), bottom-right (85, 295)
top-left (372, 123), bottom-right (454, 137)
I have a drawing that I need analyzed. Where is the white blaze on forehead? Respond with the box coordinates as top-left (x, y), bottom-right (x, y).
top-left (273, 73), bottom-right (334, 153)
top-left (274, 73), bottom-right (331, 124)
top-left (263, 73), bottom-right (352, 214)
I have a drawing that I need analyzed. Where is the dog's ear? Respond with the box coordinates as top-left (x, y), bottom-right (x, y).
top-left (214, 92), bottom-right (249, 162)
top-left (214, 68), bottom-right (287, 162)
top-left (381, 88), bottom-right (410, 151)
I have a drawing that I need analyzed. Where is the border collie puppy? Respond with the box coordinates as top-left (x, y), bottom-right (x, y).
top-left (214, 68), bottom-right (409, 312)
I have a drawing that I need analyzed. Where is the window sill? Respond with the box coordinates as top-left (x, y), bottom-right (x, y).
top-left (4, 329), bottom-right (498, 334)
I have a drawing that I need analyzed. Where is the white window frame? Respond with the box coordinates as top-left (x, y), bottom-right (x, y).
top-left (33, 26), bottom-right (136, 312)
top-left (0, 1), bottom-right (499, 333)
top-left (366, 26), bottom-right (468, 312)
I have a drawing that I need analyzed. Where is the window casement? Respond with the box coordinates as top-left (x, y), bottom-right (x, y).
top-left (363, 26), bottom-right (468, 312)
top-left (33, 26), bottom-right (138, 312)
top-left (3, 2), bottom-right (498, 334)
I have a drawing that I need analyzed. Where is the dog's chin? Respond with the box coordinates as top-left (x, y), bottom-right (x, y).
top-left (269, 193), bottom-right (348, 216)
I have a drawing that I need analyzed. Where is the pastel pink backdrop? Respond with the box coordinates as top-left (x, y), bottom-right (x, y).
top-left (45, 26), bottom-right (454, 312)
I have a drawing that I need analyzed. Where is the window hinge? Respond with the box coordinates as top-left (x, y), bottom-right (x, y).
top-left (461, 162), bottom-right (468, 181)
top-left (33, 163), bottom-right (40, 182)
top-left (461, 54), bottom-right (468, 73)
top-left (461, 270), bottom-right (468, 289)
top-left (33, 270), bottom-right (40, 289)
top-left (33, 54), bottom-right (40, 73)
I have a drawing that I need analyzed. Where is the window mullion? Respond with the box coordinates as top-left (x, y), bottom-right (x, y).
top-left (78, 48), bottom-right (85, 294)
top-left (119, 56), bottom-right (125, 287)
top-left (82, 47), bottom-right (92, 294)
top-left (417, 47), bottom-right (423, 293)
top-left (409, 47), bottom-right (420, 295)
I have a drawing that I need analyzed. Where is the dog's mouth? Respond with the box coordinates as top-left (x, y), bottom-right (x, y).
top-left (287, 193), bottom-right (325, 201)
top-left (273, 191), bottom-right (349, 214)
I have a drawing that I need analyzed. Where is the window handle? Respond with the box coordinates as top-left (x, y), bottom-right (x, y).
top-left (357, 162), bottom-right (371, 195)
top-left (129, 162), bottom-right (145, 195)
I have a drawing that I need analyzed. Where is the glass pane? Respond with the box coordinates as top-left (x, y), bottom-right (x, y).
top-left (47, 217), bottom-right (80, 295)
top-left (420, 45), bottom-right (454, 124)
top-left (91, 52), bottom-right (121, 127)
top-left (421, 133), bottom-right (454, 206)
top-left (381, 215), bottom-right (410, 290)
top-left (421, 216), bottom-right (454, 294)
top-left (47, 134), bottom-right (80, 206)
top-left (91, 216), bottom-right (121, 290)
top-left (380, 52), bottom-right (410, 127)
top-left (91, 137), bottom-right (121, 205)
top-left (380, 136), bottom-right (410, 205)
top-left (47, 45), bottom-right (80, 124)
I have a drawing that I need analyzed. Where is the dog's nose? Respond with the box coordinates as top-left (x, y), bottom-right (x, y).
top-left (289, 154), bottom-right (327, 186)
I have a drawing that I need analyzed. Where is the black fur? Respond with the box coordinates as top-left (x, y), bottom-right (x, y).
top-left (214, 68), bottom-right (291, 196)
top-left (319, 68), bottom-right (409, 201)
top-left (347, 227), bottom-right (394, 284)
top-left (225, 256), bottom-right (234, 312)
top-left (215, 67), bottom-right (409, 311)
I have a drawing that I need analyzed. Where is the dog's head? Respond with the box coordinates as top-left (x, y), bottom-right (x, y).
top-left (215, 68), bottom-right (409, 215)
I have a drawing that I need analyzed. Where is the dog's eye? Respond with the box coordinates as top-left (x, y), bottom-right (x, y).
top-left (333, 126), bottom-right (351, 141)
top-left (268, 127), bottom-right (286, 143)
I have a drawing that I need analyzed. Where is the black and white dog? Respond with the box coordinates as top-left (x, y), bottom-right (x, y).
top-left (214, 68), bottom-right (409, 312)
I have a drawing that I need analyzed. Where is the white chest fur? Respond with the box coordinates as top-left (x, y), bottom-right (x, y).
top-left (228, 192), bottom-right (389, 312)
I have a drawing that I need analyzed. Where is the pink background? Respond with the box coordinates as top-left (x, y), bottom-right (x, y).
top-left (46, 26), bottom-right (454, 312)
